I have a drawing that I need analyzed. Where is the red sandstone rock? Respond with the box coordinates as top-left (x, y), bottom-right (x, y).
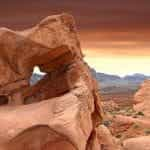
top-left (134, 80), bottom-right (150, 117)
top-left (96, 125), bottom-right (122, 150)
top-left (123, 136), bottom-right (150, 150)
top-left (0, 13), bottom-right (104, 150)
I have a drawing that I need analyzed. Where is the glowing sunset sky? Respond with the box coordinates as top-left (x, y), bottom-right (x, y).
top-left (0, 0), bottom-right (150, 76)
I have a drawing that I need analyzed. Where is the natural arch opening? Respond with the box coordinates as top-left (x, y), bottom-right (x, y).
top-left (30, 66), bottom-right (46, 86)
top-left (24, 65), bottom-right (70, 105)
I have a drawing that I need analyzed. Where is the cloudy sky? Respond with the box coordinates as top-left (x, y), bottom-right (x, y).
top-left (0, 0), bottom-right (150, 76)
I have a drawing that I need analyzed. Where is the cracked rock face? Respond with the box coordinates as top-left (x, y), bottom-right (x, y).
top-left (0, 13), bottom-right (104, 150)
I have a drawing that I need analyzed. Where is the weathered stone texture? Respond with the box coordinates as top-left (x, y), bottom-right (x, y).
top-left (0, 14), bottom-right (105, 150)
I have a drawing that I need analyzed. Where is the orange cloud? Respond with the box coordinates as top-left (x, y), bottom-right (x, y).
top-left (0, 0), bottom-right (150, 75)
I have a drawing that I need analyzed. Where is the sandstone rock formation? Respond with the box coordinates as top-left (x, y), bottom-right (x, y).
top-left (108, 114), bottom-right (150, 140)
top-left (96, 125), bottom-right (121, 150)
top-left (0, 13), bottom-right (106, 150)
top-left (134, 80), bottom-right (150, 117)
top-left (123, 136), bottom-right (150, 150)
top-left (102, 100), bottom-right (119, 113)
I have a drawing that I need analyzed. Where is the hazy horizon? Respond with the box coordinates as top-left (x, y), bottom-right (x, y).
top-left (34, 66), bottom-right (150, 78)
top-left (0, 0), bottom-right (150, 76)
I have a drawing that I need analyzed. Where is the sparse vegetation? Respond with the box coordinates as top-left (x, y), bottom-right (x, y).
top-left (132, 123), bottom-right (140, 129)
top-left (102, 120), bottom-right (112, 127)
top-left (144, 129), bottom-right (150, 135)
top-left (136, 111), bottom-right (145, 116)
top-left (116, 134), bottom-right (122, 138)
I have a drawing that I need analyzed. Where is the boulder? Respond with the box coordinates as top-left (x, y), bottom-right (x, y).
top-left (123, 136), bottom-right (150, 150)
top-left (96, 125), bottom-right (122, 150)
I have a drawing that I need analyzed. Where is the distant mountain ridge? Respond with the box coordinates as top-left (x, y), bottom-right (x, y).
top-left (91, 68), bottom-right (150, 94)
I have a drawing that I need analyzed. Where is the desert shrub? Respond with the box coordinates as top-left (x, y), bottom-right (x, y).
top-left (116, 134), bottom-right (122, 138)
top-left (132, 123), bottom-right (140, 129)
top-left (145, 129), bottom-right (150, 135)
top-left (102, 120), bottom-right (112, 127)
top-left (136, 111), bottom-right (144, 116)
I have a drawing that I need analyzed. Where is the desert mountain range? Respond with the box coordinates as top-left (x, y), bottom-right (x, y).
top-left (91, 68), bottom-right (150, 93)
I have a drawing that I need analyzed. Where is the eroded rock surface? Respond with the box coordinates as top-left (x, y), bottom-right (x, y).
top-left (123, 136), bottom-right (150, 150)
top-left (0, 13), bottom-right (105, 150)
top-left (134, 80), bottom-right (150, 117)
